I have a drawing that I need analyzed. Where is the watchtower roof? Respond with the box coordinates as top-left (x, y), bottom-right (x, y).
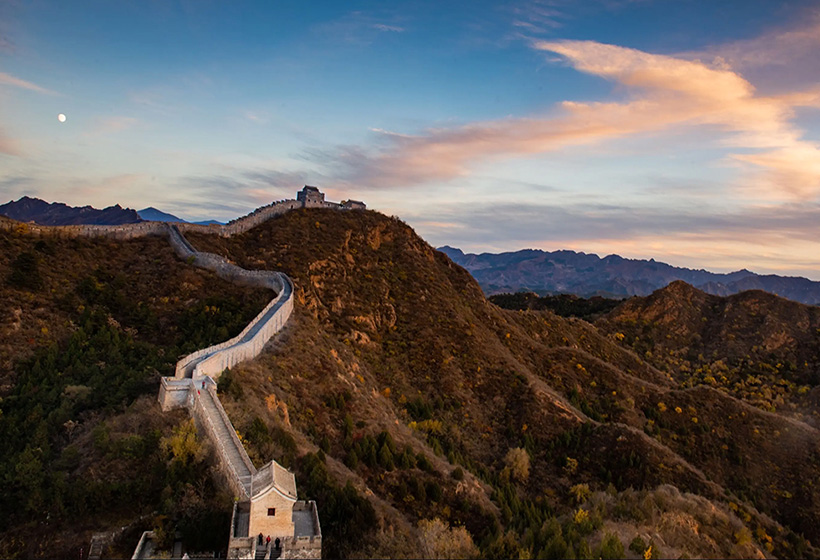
top-left (251, 460), bottom-right (297, 500)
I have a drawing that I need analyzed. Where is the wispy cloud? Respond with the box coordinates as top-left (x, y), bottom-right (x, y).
top-left (372, 23), bottom-right (404, 33)
top-left (0, 71), bottom-right (57, 95)
top-left (164, 168), bottom-right (317, 221)
top-left (0, 175), bottom-right (31, 194)
top-left (327, 37), bottom-right (820, 199)
top-left (412, 199), bottom-right (820, 276)
top-left (312, 11), bottom-right (407, 46)
top-left (510, 0), bottom-right (564, 34)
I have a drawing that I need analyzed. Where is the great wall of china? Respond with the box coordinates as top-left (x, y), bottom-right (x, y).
top-left (0, 187), bottom-right (363, 241)
top-left (153, 220), bottom-right (319, 560)
top-left (2, 187), bottom-right (363, 559)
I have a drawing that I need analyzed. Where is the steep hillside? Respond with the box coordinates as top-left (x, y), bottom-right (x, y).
top-left (2, 209), bottom-right (817, 558)
top-left (0, 224), bottom-right (270, 558)
top-left (597, 281), bottom-right (820, 420)
top-left (187, 209), bottom-right (818, 558)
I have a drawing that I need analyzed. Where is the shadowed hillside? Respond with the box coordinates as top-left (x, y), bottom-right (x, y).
top-left (1, 209), bottom-right (817, 558)
top-left (597, 281), bottom-right (820, 421)
top-left (186, 209), bottom-right (819, 558)
top-left (0, 224), bottom-right (270, 558)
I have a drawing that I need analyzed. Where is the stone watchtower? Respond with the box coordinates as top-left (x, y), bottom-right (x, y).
top-left (296, 186), bottom-right (325, 208)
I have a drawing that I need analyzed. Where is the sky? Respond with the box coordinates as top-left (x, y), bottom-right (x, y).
top-left (2, 0), bottom-right (820, 279)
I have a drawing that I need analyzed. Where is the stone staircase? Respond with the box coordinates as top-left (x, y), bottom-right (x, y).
top-left (197, 385), bottom-right (254, 496)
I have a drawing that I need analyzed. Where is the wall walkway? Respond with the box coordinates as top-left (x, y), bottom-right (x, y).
top-left (166, 225), bottom-right (293, 379)
top-left (160, 224), bottom-right (295, 499)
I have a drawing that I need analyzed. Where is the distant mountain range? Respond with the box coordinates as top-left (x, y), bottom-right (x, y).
top-left (137, 207), bottom-right (222, 225)
top-left (0, 197), bottom-right (222, 226)
top-left (439, 246), bottom-right (820, 305)
top-left (0, 196), bottom-right (141, 225)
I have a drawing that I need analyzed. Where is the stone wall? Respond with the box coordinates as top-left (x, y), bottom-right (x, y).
top-left (177, 199), bottom-right (303, 238)
top-left (131, 531), bottom-right (155, 560)
top-left (158, 377), bottom-right (193, 412)
top-left (159, 223), bottom-right (296, 505)
top-left (161, 223), bottom-right (322, 558)
top-left (191, 384), bottom-right (255, 499)
top-left (0, 189), bottom-right (363, 242)
top-left (166, 225), bottom-right (293, 380)
top-left (294, 500), bottom-right (322, 542)
top-left (0, 219), bottom-right (167, 239)
top-left (186, 288), bottom-right (291, 379)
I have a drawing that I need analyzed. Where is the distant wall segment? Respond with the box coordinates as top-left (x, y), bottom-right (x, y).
top-left (0, 186), bottom-right (364, 241)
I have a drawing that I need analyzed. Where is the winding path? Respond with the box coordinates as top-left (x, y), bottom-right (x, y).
top-left (167, 224), bottom-right (293, 380)
top-left (161, 224), bottom-right (295, 500)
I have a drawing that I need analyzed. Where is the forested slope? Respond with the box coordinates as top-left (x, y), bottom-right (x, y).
top-left (188, 208), bottom-right (819, 559)
top-left (0, 225), bottom-right (269, 557)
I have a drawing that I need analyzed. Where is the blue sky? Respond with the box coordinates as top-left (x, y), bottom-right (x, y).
top-left (2, 0), bottom-right (820, 278)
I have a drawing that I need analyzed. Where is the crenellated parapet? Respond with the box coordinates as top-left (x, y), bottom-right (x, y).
top-left (164, 224), bottom-right (293, 380)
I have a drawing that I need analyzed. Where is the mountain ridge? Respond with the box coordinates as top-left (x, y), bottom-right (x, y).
top-left (137, 206), bottom-right (183, 222)
top-left (439, 245), bottom-right (820, 305)
top-left (0, 197), bottom-right (224, 227)
top-left (0, 196), bottom-right (141, 226)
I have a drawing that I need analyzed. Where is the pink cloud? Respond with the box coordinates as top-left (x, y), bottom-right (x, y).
top-left (339, 38), bottom-right (820, 199)
top-left (734, 145), bottom-right (820, 198)
top-left (0, 71), bottom-right (56, 95)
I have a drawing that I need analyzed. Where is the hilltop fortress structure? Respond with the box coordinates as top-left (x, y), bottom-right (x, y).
top-left (2, 186), bottom-right (366, 560)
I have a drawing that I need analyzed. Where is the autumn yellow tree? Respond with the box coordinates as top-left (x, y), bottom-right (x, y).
top-left (418, 518), bottom-right (479, 559)
top-left (161, 419), bottom-right (203, 466)
top-left (503, 447), bottom-right (530, 483)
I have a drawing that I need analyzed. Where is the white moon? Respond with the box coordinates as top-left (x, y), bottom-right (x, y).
top-left (58, 113), bottom-right (66, 123)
